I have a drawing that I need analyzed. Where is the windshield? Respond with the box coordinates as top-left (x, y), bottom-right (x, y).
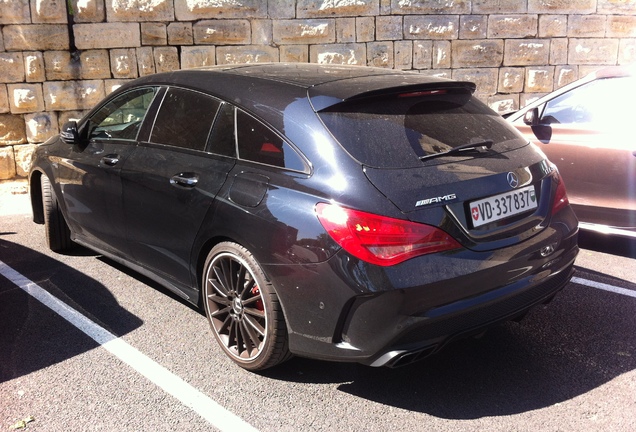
top-left (318, 90), bottom-right (527, 168)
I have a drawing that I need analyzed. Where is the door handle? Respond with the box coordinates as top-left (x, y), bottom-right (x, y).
top-left (170, 173), bottom-right (199, 188)
top-left (100, 154), bottom-right (120, 166)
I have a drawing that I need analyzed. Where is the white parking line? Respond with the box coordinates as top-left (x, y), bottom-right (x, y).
top-left (0, 261), bottom-right (259, 432)
top-left (571, 276), bottom-right (636, 298)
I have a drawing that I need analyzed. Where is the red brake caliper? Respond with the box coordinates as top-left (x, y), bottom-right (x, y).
top-left (251, 285), bottom-right (264, 311)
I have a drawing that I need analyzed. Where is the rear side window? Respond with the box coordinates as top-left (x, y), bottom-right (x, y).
top-left (318, 89), bottom-right (527, 168)
top-left (236, 110), bottom-right (307, 172)
top-left (151, 88), bottom-right (221, 151)
top-left (206, 103), bottom-right (236, 157)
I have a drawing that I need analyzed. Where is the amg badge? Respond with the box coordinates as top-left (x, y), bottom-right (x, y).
top-left (415, 193), bottom-right (457, 207)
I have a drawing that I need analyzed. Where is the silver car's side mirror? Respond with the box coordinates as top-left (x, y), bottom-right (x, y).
top-left (523, 107), bottom-right (540, 126)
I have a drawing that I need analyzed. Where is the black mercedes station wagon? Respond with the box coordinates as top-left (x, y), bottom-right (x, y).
top-left (29, 64), bottom-right (579, 370)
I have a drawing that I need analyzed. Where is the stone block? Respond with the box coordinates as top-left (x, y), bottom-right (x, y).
top-left (106, 0), bottom-right (174, 22)
top-left (141, 22), bottom-right (168, 46)
top-left (110, 49), bottom-right (138, 79)
top-left (357, 17), bottom-right (375, 42)
top-left (273, 19), bottom-right (335, 45)
top-left (194, 20), bottom-right (251, 45)
top-left (280, 45), bottom-right (309, 63)
top-left (554, 66), bottom-right (578, 89)
top-left (452, 40), bottom-right (504, 68)
top-left (413, 40), bottom-right (432, 69)
top-left (0, 146), bottom-right (17, 180)
top-left (539, 15), bottom-right (567, 38)
top-left (217, 45), bottom-right (279, 65)
top-left (504, 39), bottom-right (550, 66)
top-left (451, 68), bottom-right (498, 97)
top-left (392, 0), bottom-right (470, 14)
top-left (607, 16), bottom-right (636, 38)
top-left (14, 143), bottom-right (38, 176)
top-left (105, 80), bottom-right (132, 95)
top-left (3, 25), bottom-right (69, 51)
top-left (44, 51), bottom-right (81, 81)
top-left (310, 43), bottom-right (366, 65)
top-left (568, 38), bottom-right (619, 65)
top-left (154, 47), bottom-right (180, 73)
top-left (525, 66), bottom-right (554, 93)
top-left (432, 40), bottom-right (451, 68)
top-left (136, 47), bottom-right (155, 76)
top-left (74, 23), bottom-right (141, 49)
top-left (43, 80), bottom-right (105, 111)
top-left (252, 20), bottom-right (273, 45)
top-left (488, 94), bottom-right (519, 115)
top-left (297, 0), bottom-right (379, 18)
top-left (336, 18), bottom-right (355, 42)
top-left (8, 84), bottom-right (44, 113)
top-left (472, 0), bottom-right (527, 13)
top-left (58, 110), bottom-right (88, 125)
top-left (520, 92), bottom-right (546, 108)
top-left (269, 0), bottom-right (295, 19)
top-left (597, 0), bottom-right (636, 14)
top-left (528, 0), bottom-right (595, 13)
top-left (32, 0), bottom-right (67, 23)
top-left (0, 114), bottom-right (27, 145)
top-left (404, 16), bottom-right (459, 40)
top-left (459, 15), bottom-right (487, 40)
top-left (0, 53), bottom-right (25, 83)
top-left (0, 86), bottom-right (8, 113)
top-left (24, 52), bottom-right (45, 82)
top-left (619, 39), bottom-right (636, 65)
top-left (550, 38), bottom-right (568, 65)
top-left (24, 112), bottom-right (57, 143)
top-left (394, 40), bottom-right (412, 70)
top-left (367, 41), bottom-right (393, 68)
top-left (168, 22), bottom-right (193, 45)
top-left (498, 67), bottom-right (524, 93)
top-left (80, 50), bottom-right (111, 79)
top-left (70, 0), bottom-right (106, 23)
top-left (488, 15), bottom-right (538, 38)
top-left (376, 15), bottom-right (402, 41)
top-left (175, 0), bottom-right (267, 21)
top-left (181, 46), bottom-right (216, 69)
top-left (0, 0), bottom-right (30, 24)
top-left (568, 15), bottom-right (607, 38)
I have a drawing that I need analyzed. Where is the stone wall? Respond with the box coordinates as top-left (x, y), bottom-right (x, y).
top-left (1, 0), bottom-right (635, 180)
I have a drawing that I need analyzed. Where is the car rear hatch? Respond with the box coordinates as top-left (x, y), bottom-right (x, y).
top-left (313, 80), bottom-right (558, 251)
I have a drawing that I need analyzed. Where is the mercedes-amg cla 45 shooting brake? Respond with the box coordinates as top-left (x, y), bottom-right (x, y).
top-left (29, 64), bottom-right (579, 371)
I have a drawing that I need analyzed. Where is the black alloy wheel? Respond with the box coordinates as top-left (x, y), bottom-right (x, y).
top-left (202, 242), bottom-right (291, 371)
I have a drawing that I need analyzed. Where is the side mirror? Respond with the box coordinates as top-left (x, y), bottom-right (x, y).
top-left (60, 121), bottom-right (80, 145)
top-left (523, 107), bottom-right (540, 126)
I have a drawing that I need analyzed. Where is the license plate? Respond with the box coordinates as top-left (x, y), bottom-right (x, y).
top-left (469, 185), bottom-right (537, 227)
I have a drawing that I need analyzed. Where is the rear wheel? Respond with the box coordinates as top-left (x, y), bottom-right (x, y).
top-left (41, 175), bottom-right (73, 252)
top-left (202, 242), bottom-right (291, 371)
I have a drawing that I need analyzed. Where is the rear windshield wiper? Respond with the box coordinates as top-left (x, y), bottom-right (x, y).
top-left (419, 139), bottom-right (493, 161)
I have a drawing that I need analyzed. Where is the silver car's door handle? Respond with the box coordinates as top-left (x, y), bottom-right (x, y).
top-left (101, 154), bottom-right (120, 166)
top-left (170, 173), bottom-right (199, 188)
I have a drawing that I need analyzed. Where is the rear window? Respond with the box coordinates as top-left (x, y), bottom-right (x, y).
top-left (318, 89), bottom-right (527, 168)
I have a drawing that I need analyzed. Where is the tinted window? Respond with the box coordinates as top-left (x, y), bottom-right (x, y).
top-left (151, 88), bottom-right (221, 151)
top-left (207, 103), bottom-right (236, 157)
top-left (236, 110), bottom-right (307, 172)
top-left (318, 89), bottom-right (527, 168)
top-left (88, 87), bottom-right (156, 141)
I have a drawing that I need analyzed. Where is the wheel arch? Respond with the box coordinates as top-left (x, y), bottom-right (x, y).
top-left (29, 169), bottom-right (44, 224)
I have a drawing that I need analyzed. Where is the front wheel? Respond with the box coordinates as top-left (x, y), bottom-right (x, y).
top-left (202, 242), bottom-right (292, 371)
top-left (41, 174), bottom-right (73, 252)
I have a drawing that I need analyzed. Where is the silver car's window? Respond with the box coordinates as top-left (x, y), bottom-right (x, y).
top-left (87, 87), bottom-right (157, 141)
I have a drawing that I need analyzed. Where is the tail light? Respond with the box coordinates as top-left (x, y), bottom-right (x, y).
top-left (315, 203), bottom-right (461, 266)
top-left (551, 170), bottom-right (570, 215)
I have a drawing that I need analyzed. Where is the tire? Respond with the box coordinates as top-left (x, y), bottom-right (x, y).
top-left (202, 242), bottom-right (292, 371)
top-left (41, 175), bottom-right (73, 252)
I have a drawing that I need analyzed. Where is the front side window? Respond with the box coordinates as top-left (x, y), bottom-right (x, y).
top-left (87, 87), bottom-right (157, 140)
top-left (236, 110), bottom-right (307, 172)
top-left (150, 87), bottom-right (221, 151)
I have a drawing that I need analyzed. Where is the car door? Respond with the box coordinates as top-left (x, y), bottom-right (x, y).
top-left (120, 88), bottom-right (236, 288)
top-left (59, 86), bottom-right (158, 257)
top-left (515, 77), bottom-right (636, 230)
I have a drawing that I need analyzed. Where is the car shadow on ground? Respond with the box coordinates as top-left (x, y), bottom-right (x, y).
top-left (0, 237), bottom-right (143, 383)
top-left (262, 281), bottom-right (635, 419)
